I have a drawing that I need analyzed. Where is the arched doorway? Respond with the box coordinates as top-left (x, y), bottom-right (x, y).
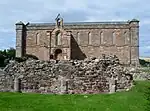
top-left (54, 49), bottom-right (63, 60)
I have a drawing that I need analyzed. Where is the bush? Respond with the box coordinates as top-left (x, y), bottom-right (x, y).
top-left (0, 48), bottom-right (16, 67)
top-left (0, 54), bottom-right (5, 67)
top-left (139, 59), bottom-right (150, 67)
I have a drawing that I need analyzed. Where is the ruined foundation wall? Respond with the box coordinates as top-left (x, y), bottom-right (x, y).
top-left (0, 55), bottom-right (133, 94)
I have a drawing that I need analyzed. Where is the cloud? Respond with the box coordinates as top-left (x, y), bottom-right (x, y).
top-left (0, 0), bottom-right (150, 56)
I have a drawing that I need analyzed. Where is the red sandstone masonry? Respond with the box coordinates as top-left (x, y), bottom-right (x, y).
top-left (1, 56), bottom-right (133, 94)
top-left (15, 18), bottom-right (139, 66)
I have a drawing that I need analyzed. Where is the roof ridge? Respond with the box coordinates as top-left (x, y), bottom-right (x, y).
top-left (27, 21), bottom-right (129, 26)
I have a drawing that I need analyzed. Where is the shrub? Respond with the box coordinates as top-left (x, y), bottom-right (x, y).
top-left (139, 59), bottom-right (150, 67)
top-left (0, 54), bottom-right (5, 67)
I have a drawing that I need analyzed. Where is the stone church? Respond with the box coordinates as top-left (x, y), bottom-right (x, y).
top-left (15, 14), bottom-right (139, 66)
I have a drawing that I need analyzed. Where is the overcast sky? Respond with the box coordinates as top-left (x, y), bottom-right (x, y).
top-left (0, 0), bottom-right (150, 57)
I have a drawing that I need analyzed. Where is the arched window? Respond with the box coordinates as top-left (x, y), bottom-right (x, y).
top-left (77, 32), bottom-right (80, 44)
top-left (112, 32), bottom-right (116, 45)
top-left (88, 32), bottom-right (92, 45)
top-left (124, 31), bottom-right (127, 44)
top-left (100, 31), bottom-right (103, 44)
top-left (36, 33), bottom-right (40, 45)
top-left (55, 31), bottom-right (61, 45)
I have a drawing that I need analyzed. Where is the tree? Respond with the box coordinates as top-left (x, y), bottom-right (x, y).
top-left (0, 47), bottom-right (16, 67)
top-left (6, 47), bottom-right (16, 59)
top-left (139, 59), bottom-right (150, 67)
top-left (0, 54), bottom-right (5, 67)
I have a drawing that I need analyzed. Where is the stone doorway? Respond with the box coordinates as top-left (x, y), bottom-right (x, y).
top-left (54, 49), bottom-right (63, 60)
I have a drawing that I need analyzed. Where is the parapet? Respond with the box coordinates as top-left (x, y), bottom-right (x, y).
top-left (18, 19), bottom-right (140, 30)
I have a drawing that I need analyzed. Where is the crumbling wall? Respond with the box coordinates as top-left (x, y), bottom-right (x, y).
top-left (0, 55), bottom-right (133, 94)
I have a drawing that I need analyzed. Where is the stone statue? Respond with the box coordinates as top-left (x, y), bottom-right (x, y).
top-left (55, 14), bottom-right (63, 28)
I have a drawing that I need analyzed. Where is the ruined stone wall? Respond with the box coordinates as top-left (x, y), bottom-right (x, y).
top-left (16, 19), bottom-right (139, 66)
top-left (22, 26), bottom-right (71, 60)
top-left (25, 30), bottom-right (50, 61)
top-left (70, 28), bottom-right (131, 64)
top-left (0, 55), bottom-right (133, 94)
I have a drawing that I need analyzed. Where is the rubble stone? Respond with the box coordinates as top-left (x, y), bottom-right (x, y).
top-left (0, 55), bottom-right (133, 94)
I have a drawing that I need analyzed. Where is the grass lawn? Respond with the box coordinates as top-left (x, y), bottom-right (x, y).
top-left (0, 81), bottom-right (150, 111)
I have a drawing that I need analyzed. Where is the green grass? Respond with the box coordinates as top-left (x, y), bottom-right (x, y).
top-left (0, 81), bottom-right (150, 111)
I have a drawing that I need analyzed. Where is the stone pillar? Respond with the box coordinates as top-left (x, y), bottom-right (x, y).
top-left (129, 19), bottom-right (140, 66)
top-left (58, 76), bottom-right (68, 94)
top-left (16, 21), bottom-right (25, 58)
top-left (14, 77), bottom-right (21, 92)
top-left (109, 78), bottom-right (116, 94)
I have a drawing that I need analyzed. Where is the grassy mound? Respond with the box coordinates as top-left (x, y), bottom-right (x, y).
top-left (0, 81), bottom-right (150, 111)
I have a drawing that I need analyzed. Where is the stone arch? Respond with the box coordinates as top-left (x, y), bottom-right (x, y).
top-left (51, 28), bottom-right (68, 47)
top-left (54, 49), bottom-right (63, 60)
